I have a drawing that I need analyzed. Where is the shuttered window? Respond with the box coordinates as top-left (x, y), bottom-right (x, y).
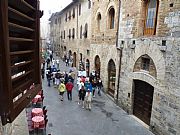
top-left (144, 0), bottom-right (159, 35)
top-left (0, 0), bottom-right (42, 125)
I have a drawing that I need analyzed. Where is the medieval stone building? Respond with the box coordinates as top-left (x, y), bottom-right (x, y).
top-left (49, 0), bottom-right (120, 98)
top-left (117, 0), bottom-right (180, 135)
top-left (49, 0), bottom-right (92, 72)
top-left (49, 0), bottom-right (180, 135)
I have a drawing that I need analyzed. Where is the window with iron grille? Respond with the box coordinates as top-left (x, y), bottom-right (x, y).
top-left (141, 57), bottom-right (150, 71)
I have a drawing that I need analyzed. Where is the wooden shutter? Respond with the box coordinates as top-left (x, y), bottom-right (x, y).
top-left (144, 0), bottom-right (159, 35)
top-left (0, 0), bottom-right (42, 125)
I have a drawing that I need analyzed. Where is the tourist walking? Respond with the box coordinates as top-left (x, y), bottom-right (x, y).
top-left (47, 71), bottom-right (52, 87)
top-left (85, 89), bottom-right (92, 111)
top-left (58, 81), bottom-right (66, 101)
top-left (78, 86), bottom-right (86, 108)
top-left (65, 80), bottom-right (74, 100)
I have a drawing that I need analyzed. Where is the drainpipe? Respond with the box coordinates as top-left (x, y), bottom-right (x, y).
top-left (116, 0), bottom-right (122, 103)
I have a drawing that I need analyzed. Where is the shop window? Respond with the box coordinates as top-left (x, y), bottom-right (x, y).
top-left (108, 7), bottom-right (115, 29)
top-left (144, 0), bottom-right (159, 35)
top-left (97, 13), bottom-right (101, 32)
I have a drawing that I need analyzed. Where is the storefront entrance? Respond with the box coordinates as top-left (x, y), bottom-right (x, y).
top-left (108, 59), bottom-right (116, 97)
top-left (133, 80), bottom-right (154, 125)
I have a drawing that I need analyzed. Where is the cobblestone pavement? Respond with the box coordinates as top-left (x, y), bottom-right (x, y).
top-left (43, 58), bottom-right (154, 135)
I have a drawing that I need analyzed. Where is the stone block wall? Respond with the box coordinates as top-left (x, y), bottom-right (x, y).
top-left (91, 0), bottom-right (119, 45)
top-left (118, 37), bottom-right (180, 135)
top-left (49, 1), bottom-right (92, 70)
top-left (117, 0), bottom-right (180, 134)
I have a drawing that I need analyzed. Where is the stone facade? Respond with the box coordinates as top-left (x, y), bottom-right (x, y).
top-left (49, 0), bottom-right (92, 70)
top-left (117, 0), bottom-right (180, 135)
top-left (49, 0), bottom-right (120, 95)
top-left (90, 0), bottom-right (120, 94)
top-left (49, 0), bottom-right (180, 134)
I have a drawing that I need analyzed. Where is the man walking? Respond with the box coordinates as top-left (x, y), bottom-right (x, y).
top-left (66, 79), bottom-right (74, 100)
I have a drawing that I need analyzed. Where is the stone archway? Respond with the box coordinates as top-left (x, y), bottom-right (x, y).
top-left (86, 59), bottom-right (90, 77)
top-left (73, 52), bottom-right (76, 67)
top-left (108, 59), bottom-right (116, 97)
top-left (94, 55), bottom-right (101, 76)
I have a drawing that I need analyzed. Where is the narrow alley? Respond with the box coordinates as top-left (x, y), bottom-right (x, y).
top-left (43, 59), bottom-right (154, 135)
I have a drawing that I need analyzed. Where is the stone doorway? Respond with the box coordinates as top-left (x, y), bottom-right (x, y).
top-left (108, 59), bottom-right (116, 97)
top-left (133, 80), bottom-right (154, 125)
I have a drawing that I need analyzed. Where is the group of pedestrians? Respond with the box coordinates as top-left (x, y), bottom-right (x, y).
top-left (77, 74), bottom-right (103, 111)
top-left (41, 52), bottom-right (103, 111)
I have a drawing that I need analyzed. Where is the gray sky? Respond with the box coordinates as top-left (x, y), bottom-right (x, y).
top-left (40, 0), bottom-right (72, 38)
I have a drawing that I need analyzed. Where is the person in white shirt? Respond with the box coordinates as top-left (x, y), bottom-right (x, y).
top-left (85, 89), bottom-right (92, 111)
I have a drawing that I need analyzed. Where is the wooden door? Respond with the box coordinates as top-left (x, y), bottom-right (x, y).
top-left (133, 80), bottom-right (154, 125)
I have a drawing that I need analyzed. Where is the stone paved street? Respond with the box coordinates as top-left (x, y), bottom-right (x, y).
top-left (43, 59), bottom-right (154, 135)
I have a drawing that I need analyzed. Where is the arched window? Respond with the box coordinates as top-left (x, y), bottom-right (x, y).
top-left (79, 4), bottom-right (81, 16)
top-left (69, 10), bottom-right (71, 20)
top-left (88, 0), bottom-right (91, 9)
top-left (84, 23), bottom-right (88, 38)
top-left (97, 13), bottom-right (101, 32)
top-left (73, 8), bottom-right (75, 18)
top-left (64, 30), bottom-right (65, 39)
top-left (133, 54), bottom-right (157, 77)
top-left (144, 0), bottom-right (159, 35)
top-left (80, 25), bottom-right (82, 39)
top-left (108, 7), bottom-right (115, 29)
top-left (68, 29), bottom-right (71, 39)
top-left (72, 28), bottom-right (75, 39)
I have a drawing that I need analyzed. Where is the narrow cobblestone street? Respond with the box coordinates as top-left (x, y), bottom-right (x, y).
top-left (42, 59), bottom-right (154, 135)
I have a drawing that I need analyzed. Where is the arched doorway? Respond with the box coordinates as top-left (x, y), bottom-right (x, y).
top-left (94, 55), bottom-right (101, 76)
top-left (73, 52), bottom-right (76, 67)
top-left (86, 59), bottom-right (90, 77)
top-left (108, 59), bottom-right (116, 97)
top-left (133, 80), bottom-right (154, 125)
